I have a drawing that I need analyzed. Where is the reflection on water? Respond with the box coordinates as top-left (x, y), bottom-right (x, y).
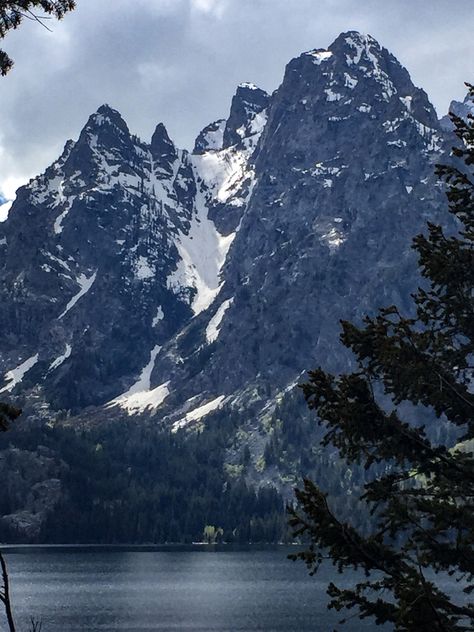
top-left (1, 546), bottom-right (385, 631)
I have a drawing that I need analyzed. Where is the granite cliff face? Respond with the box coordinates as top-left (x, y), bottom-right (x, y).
top-left (120, 31), bottom-right (446, 432)
top-left (0, 85), bottom-right (268, 413)
top-left (0, 105), bottom-right (195, 410)
top-left (0, 33), bottom-right (455, 530)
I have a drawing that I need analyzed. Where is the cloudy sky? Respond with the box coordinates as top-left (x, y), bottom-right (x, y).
top-left (1, 0), bottom-right (473, 204)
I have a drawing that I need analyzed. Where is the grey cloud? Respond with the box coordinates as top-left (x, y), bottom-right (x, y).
top-left (1, 0), bottom-right (473, 200)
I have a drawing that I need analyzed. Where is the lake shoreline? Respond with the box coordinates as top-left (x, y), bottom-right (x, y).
top-left (1, 542), bottom-right (303, 554)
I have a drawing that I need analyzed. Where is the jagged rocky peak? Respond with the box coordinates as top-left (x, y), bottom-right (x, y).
top-left (189, 82), bottom-right (272, 237)
top-left (193, 119), bottom-right (226, 154)
top-left (57, 103), bottom-right (137, 181)
top-left (0, 112), bottom-right (197, 409)
top-left (452, 91), bottom-right (474, 117)
top-left (328, 30), bottom-right (388, 61)
top-left (0, 33), bottom-right (458, 540)
top-left (330, 31), bottom-right (438, 126)
top-left (175, 30), bottom-right (450, 412)
top-left (0, 31), bottom-right (451, 424)
top-left (256, 30), bottom-right (442, 172)
top-left (150, 122), bottom-right (178, 168)
top-left (440, 90), bottom-right (474, 131)
top-left (222, 82), bottom-right (270, 149)
top-left (80, 103), bottom-right (131, 143)
top-left (281, 31), bottom-right (438, 128)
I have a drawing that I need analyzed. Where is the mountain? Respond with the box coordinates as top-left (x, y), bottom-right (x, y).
top-left (0, 84), bottom-right (268, 413)
top-left (118, 31), bottom-right (445, 430)
top-left (440, 89), bottom-right (474, 130)
top-left (0, 32), bottom-right (453, 541)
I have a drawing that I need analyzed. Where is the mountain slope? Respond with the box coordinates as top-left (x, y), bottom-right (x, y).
top-left (0, 31), bottom-right (448, 428)
top-left (0, 86), bottom-right (268, 413)
top-left (0, 31), bottom-right (457, 541)
top-left (138, 32), bottom-right (446, 434)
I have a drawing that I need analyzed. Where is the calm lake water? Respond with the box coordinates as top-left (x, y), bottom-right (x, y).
top-left (2, 546), bottom-right (386, 632)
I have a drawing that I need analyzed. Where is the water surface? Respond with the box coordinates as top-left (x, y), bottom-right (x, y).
top-left (3, 546), bottom-right (384, 631)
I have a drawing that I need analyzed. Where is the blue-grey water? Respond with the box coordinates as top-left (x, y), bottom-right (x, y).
top-left (2, 546), bottom-right (384, 631)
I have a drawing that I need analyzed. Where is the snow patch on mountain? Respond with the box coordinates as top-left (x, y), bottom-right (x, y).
top-left (413, 120), bottom-right (442, 153)
top-left (58, 271), bottom-right (97, 319)
top-left (342, 32), bottom-right (396, 101)
top-left (192, 145), bottom-right (255, 204)
top-left (325, 89), bottom-right (342, 102)
top-left (108, 344), bottom-right (171, 413)
top-left (305, 50), bottom-right (333, 65)
top-left (247, 109), bottom-right (267, 140)
top-left (152, 306), bottom-right (164, 327)
top-left (44, 251), bottom-right (71, 274)
top-left (311, 162), bottom-right (346, 179)
top-left (168, 87), bottom-right (269, 316)
top-left (121, 344), bottom-right (161, 394)
top-left (172, 395), bottom-right (226, 432)
top-left (399, 95), bottom-right (413, 112)
top-left (167, 151), bottom-right (241, 315)
top-left (383, 111), bottom-right (441, 155)
top-left (53, 180), bottom-right (74, 234)
top-left (135, 256), bottom-right (155, 280)
top-left (48, 344), bottom-right (72, 372)
top-left (206, 297), bottom-right (233, 343)
top-left (0, 354), bottom-right (39, 393)
top-left (344, 73), bottom-right (358, 89)
top-left (112, 381), bottom-right (170, 414)
top-left (321, 227), bottom-right (346, 251)
top-left (167, 197), bottom-right (235, 314)
top-left (191, 105), bottom-right (267, 216)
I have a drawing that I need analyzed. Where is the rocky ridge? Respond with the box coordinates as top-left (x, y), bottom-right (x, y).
top-left (0, 85), bottom-right (269, 414)
top-left (0, 32), bottom-right (460, 537)
top-left (119, 31), bottom-right (447, 433)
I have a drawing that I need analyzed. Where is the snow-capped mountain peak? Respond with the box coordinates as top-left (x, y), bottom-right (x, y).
top-left (223, 83), bottom-right (270, 149)
top-left (80, 104), bottom-right (131, 145)
top-left (0, 30), bottom-right (462, 544)
top-left (0, 32), bottom-right (451, 439)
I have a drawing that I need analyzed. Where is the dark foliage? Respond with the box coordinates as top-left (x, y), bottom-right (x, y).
top-left (289, 85), bottom-right (474, 631)
top-left (0, 413), bottom-right (288, 544)
top-left (0, 402), bottom-right (21, 433)
top-left (0, 1), bottom-right (75, 75)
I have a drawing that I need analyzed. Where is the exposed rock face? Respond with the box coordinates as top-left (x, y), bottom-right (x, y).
top-left (0, 91), bottom-right (266, 411)
top-left (143, 31), bottom-right (447, 431)
top-left (223, 83), bottom-right (270, 149)
top-left (193, 119), bottom-right (226, 154)
top-left (0, 32), bottom-right (453, 512)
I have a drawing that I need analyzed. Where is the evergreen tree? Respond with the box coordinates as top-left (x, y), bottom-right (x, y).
top-left (0, 1), bottom-right (75, 75)
top-left (289, 85), bottom-right (474, 631)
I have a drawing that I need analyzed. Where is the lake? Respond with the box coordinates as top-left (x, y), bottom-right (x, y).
top-left (2, 546), bottom-right (385, 631)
